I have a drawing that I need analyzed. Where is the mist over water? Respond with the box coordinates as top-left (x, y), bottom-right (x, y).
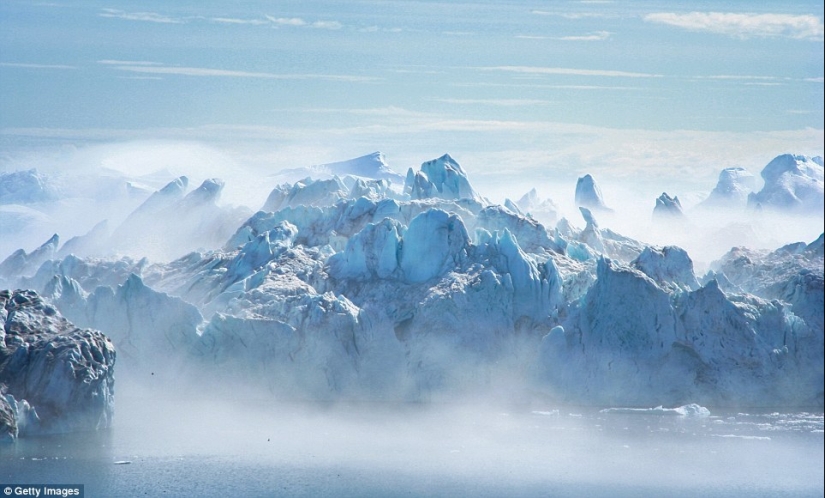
top-left (3, 380), bottom-right (823, 497)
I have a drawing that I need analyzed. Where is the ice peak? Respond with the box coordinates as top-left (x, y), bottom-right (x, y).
top-left (182, 178), bottom-right (224, 207)
top-left (699, 167), bottom-right (756, 208)
top-left (653, 192), bottom-right (684, 220)
top-left (405, 154), bottom-right (482, 202)
top-left (747, 154), bottom-right (824, 213)
top-left (575, 174), bottom-right (611, 211)
top-left (761, 154), bottom-right (823, 183)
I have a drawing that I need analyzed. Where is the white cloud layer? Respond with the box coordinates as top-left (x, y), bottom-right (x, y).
top-left (480, 66), bottom-right (662, 78)
top-left (99, 9), bottom-right (181, 24)
top-left (556, 31), bottom-right (611, 41)
top-left (0, 62), bottom-right (76, 69)
top-left (644, 12), bottom-right (825, 41)
top-left (103, 62), bottom-right (379, 82)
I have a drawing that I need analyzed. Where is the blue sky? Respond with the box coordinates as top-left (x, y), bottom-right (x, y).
top-left (1, 0), bottom-right (823, 201)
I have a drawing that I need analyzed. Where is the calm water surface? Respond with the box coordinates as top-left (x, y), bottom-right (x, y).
top-left (2, 396), bottom-right (822, 497)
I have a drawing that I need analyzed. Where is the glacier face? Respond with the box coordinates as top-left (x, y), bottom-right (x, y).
top-left (2, 152), bottom-right (823, 408)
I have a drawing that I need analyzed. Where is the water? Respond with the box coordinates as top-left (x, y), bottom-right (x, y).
top-left (2, 396), bottom-right (823, 497)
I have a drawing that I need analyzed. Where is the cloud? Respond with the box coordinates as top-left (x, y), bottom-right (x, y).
top-left (451, 82), bottom-right (642, 90)
top-left (531, 10), bottom-right (615, 20)
top-left (480, 66), bottom-right (662, 78)
top-left (312, 21), bottom-right (343, 30)
top-left (211, 17), bottom-right (268, 26)
top-left (0, 62), bottom-right (76, 69)
top-left (555, 31), bottom-right (611, 41)
top-left (644, 12), bottom-right (824, 41)
top-left (265, 16), bottom-right (306, 26)
top-left (99, 8), bottom-right (181, 24)
top-left (98, 59), bottom-right (164, 66)
top-left (705, 74), bottom-right (780, 81)
top-left (105, 62), bottom-right (380, 83)
top-left (430, 98), bottom-right (555, 107)
top-left (263, 16), bottom-right (342, 29)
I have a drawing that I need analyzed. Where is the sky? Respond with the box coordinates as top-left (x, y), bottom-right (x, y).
top-left (1, 0), bottom-right (823, 203)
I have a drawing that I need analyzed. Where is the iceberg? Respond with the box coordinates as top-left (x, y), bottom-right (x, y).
top-left (0, 169), bottom-right (59, 205)
top-left (515, 188), bottom-right (559, 226)
top-left (3, 151), bottom-right (821, 408)
top-left (653, 192), bottom-right (685, 220)
top-left (748, 154), bottom-right (824, 213)
top-left (698, 167), bottom-right (757, 209)
top-left (0, 289), bottom-right (116, 440)
top-left (404, 154), bottom-right (484, 203)
top-left (107, 177), bottom-right (252, 261)
top-left (575, 174), bottom-right (611, 211)
top-left (0, 234), bottom-right (59, 282)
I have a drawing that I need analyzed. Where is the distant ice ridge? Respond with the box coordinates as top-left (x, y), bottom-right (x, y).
top-left (272, 151), bottom-right (405, 185)
top-left (514, 188), bottom-right (559, 226)
top-left (0, 169), bottom-right (59, 204)
top-left (2, 152), bottom-right (823, 407)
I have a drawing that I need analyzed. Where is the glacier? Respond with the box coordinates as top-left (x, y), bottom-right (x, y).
top-left (1, 151), bottom-right (822, 415)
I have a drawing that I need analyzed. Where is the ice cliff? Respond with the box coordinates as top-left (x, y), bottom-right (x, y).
top-left (0, 290), bottom-right (115, 441)
top-left (2, 152), bottom-right (822, 408)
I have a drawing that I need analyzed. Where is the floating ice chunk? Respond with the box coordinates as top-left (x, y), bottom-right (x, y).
top-left (600, 404), bottom-right (710, 417)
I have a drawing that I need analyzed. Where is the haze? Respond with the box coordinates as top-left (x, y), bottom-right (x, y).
top-left (1, 1), bottom-right (823, 496)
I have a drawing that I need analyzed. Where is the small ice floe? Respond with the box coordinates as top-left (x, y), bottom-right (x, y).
top-left (711, 434), bottom-right (771, 441)
top-left (600, 404), bottom-right (710, 418)
top-left (531, 410), bottom-right (560, 416)
top-left (114, 460), bottom-right (132, 465)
